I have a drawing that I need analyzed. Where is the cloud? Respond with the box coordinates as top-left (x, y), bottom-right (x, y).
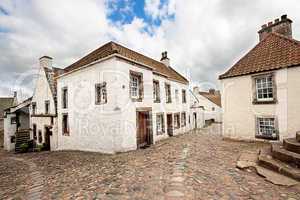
top-left (0, 0), bottom-right (300, 99)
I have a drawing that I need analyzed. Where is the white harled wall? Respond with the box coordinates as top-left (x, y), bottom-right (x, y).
top-left (221, 67), bottom-right (300, 141)
top-left (56, 56), bottom-right (194, 153)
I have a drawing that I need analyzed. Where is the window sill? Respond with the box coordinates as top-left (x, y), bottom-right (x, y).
top-left (255, 135), bottom-right (278, 140)
top-left (154, 100), bottom-right (161, 103)
top-left (252, 99), bottom-right (277, 105)
top-left (131, 97), bottom-right (143, 102)
top-left (95, 102), bottom-right (107, 105)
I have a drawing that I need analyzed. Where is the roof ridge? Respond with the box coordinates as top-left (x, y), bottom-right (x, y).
top-left (271, 32), bottom-right (300, 45)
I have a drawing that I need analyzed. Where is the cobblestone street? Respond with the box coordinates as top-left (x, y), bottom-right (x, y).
top-left (1, 124), bottom-right (300, 200)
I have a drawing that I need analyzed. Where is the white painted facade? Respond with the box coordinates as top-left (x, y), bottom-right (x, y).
top-left (55, 56), bottom-right (195, 153)
top-left (221, 67), bottom-right (300, 141)
top-left (30, 58), bottom-right (58, 149)
top-left (3, 113), bottom-right (16, 151)
top-left (192, 88), bottom-right (222, 123)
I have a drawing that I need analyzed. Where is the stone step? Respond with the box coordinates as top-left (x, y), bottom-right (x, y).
top-left (271, 143), bottom-right (300, 167)
top-left (283, 138), bottom-right (300, 154)
top-left (297, 131), bottom-right (300, 142)
top-left (258, 149), bottom-right (300, 181)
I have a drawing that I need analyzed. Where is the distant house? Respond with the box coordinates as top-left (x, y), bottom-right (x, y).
top-left (4, 97), bottom-right (31, 151)
top-left (30, 42), bottom-right (203, 153)
top-left (219, 15), bottom-right (300, 141)
top-left (0, 92), bottom-right (17, 147)
top-left (193, 87), bottom-right (222, 124)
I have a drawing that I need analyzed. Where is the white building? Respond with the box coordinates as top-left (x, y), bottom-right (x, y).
top-left (220, 15), bottom-right (300, 141)
top-left (193, 87), bottom-right (222, 124)
top-left (30, 42), bottom-right (203, 153)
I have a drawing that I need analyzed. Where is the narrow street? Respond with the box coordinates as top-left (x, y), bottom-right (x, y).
top-left (0, 124), bottom-right (299, 200)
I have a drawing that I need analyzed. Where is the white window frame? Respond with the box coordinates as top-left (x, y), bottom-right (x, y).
top-left (156, 113), bottom-right (164, 135)
top-left (95, 82), bottom-right (107, 104)
top-left (256, 117), bottom-right (278, 139)
top-left (153, 80), bottom-right (160, 102)
top-left (253, 74), bottom-right (275, 103)
top-left (175, 89), bottom-right (179, 103)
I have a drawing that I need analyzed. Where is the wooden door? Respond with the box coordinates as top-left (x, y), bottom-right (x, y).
top-left (44, 127), bottom-right (51, 151)
top-left (137, 112), bottom-right (148, 147)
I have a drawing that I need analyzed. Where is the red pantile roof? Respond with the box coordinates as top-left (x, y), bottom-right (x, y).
top-left (62, 41), bottom-right (188, 84)
top-left (199, 92), bottom-right (221, 107)
top-left (219, 33), bottom-right (300, 79)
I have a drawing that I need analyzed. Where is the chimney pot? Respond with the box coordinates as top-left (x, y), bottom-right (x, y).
top-left (39, 56), bottom-right (53, 69)
top-left (281, 14), bottom-right (287, 20)
top-left (275, 18), bottom-right (280, 23)
top-left (261, 24), bottom-right (267, 29)
top-left (160, 51), bottom-right (170, 66)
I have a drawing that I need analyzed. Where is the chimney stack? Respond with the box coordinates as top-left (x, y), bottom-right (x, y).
top-left (160, 51), bottom-right (170, 67)
top-left (258, 14), bottom-right (293, 41)
top-left (39, 56), bottom-right (53, 69)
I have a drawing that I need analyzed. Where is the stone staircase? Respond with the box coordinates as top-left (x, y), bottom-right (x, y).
top-left (15, 130), bottom-right (30, 153)
top-left (258, 131), bottom-right (300, 182)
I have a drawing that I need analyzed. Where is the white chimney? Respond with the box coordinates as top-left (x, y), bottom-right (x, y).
top-left (39, 56), bottom-right (53, 69)
top-left (160, 51), bottom-right (170, 67)
top-left (193, 86), bottom-right (199, 94)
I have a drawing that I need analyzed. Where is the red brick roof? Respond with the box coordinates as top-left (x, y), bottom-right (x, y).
top-left (63, 41), bottom-right (188, 84)
top-left (219, 33), bottom-right (300, 79)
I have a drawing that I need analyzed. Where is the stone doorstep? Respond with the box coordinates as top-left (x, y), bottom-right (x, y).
top-left (271, 143), bottom-right (300, 167)
top-left (283, 138), bottom-right (300, 154)
top-left (258, 151), bottom-right (300, 181)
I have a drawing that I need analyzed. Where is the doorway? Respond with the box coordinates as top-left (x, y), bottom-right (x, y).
top-left (193, 112), bottom-right (197, 129)
top-left (167, 114), bottom-right (173, 136)
top-left (44, 127), bottom-right (51, 151)
top-left (136, 111), bottom-right (152, 148)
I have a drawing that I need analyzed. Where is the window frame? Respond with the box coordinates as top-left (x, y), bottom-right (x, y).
top-left (62, 87), bottom-right (68, 109)
top-left (45, 100), bottom-right (50, 114)
top-left (32, 102), bottom-right (36, 115)
top-left (11, 116), bottom-right (17, 124)
top-left (156, 113), bottom-right (165, 135)
top-left (129, 71), bottom-right (143, 102)
top-left (38, 130), bottom-right (43, 143)
top-left (165, 83), bottom-right (172, 103)
top-left (62, 113), bottom-right (69, 136)
top-left (182, 89), bottom-right (187, 103)
top-left (255, 116), bottom-right (279, 140)
top-left (174, 113), bottom-right (180, 129)
top-left (153, 80), bottom-right (160, 103)
top-left (181, 112), bottom-right (186, 127)
top-left (252, 73), bottom-right (277, 104)
top-left (95, 82), bottom-right (107, 105)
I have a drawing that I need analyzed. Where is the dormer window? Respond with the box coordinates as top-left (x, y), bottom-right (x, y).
top-left (253, 73), bottom-right (276, 104)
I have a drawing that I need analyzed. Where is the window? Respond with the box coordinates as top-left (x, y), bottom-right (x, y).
top-left (174, 113), bottom-right (180, 129)
top-left (10, 136), bottom-right (15, 143)
top-left (33, 124), bottom-right (37, 140)
top-left (181, 112), bottom-right (186, 127)
top-left (130, 71), bottom-right (143, 101)
top-left (156, 113), bottom-right (165, 135)
top-left (182, 90), bottom-right (187, 103)
top-left (256, 117), bottom-right (278, 139)
top-left (212, 107), bottom-right (215, 111)
top-left (95, 82), bottom-right (107, 104)
top-left (62, 87), bottom-right (68, 109)
top-left (175, 89), bottom-right (179, 103)
top-left (153, 80), bottom-right (160, 103)
top-left (165, 83), bottom-right (172, 103)
top-left (62, 114), bottom-right (69, 136)
top-left (253, 74), bottom-right (276, 103)
top-left (11, 117), bottom-right (16, 124)
top-left (32, 102), bottom-right (36, 115)
top-left (45, 100), bottom-right (50, 114)
top-left (38, 130), bottom-right (42, 143)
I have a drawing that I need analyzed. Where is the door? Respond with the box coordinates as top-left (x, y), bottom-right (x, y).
top-left (137, 112), bottom-right (150, 148)
top-left (167, 114), bottom-right (173, 136)
top-left (44, 127), bottom-right (51, 151)
top-left (193, 113), bottom-right (197, 129)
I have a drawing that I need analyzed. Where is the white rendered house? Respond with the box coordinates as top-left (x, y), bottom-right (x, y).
top-left (219, 15), bottom-right (300, 141)
top-left (31, 42), bottom-right (202, 153)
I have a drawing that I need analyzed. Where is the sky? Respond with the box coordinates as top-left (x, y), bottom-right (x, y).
top-left (0, 0), bottom-right (300, 100)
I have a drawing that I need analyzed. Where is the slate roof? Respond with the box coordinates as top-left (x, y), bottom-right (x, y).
top-left (0, 98), bottom-right (15, 118)
top-left (62, 41), bottom-right (188, 84)
top-left (219, 33), bottom-right (300, 79)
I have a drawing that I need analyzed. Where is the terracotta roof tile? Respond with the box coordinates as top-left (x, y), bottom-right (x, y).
top-left (63, 41), bottom-right (188, 84)
top-left (199, 92), bottom-right (221, 107)
top-left (219, 33), bottom-right (300, 79)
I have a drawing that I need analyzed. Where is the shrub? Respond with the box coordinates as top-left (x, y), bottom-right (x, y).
top-left (20, 143), bottom-right (29, 153)
top-left (36, 144), bottom-right (44, 152)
